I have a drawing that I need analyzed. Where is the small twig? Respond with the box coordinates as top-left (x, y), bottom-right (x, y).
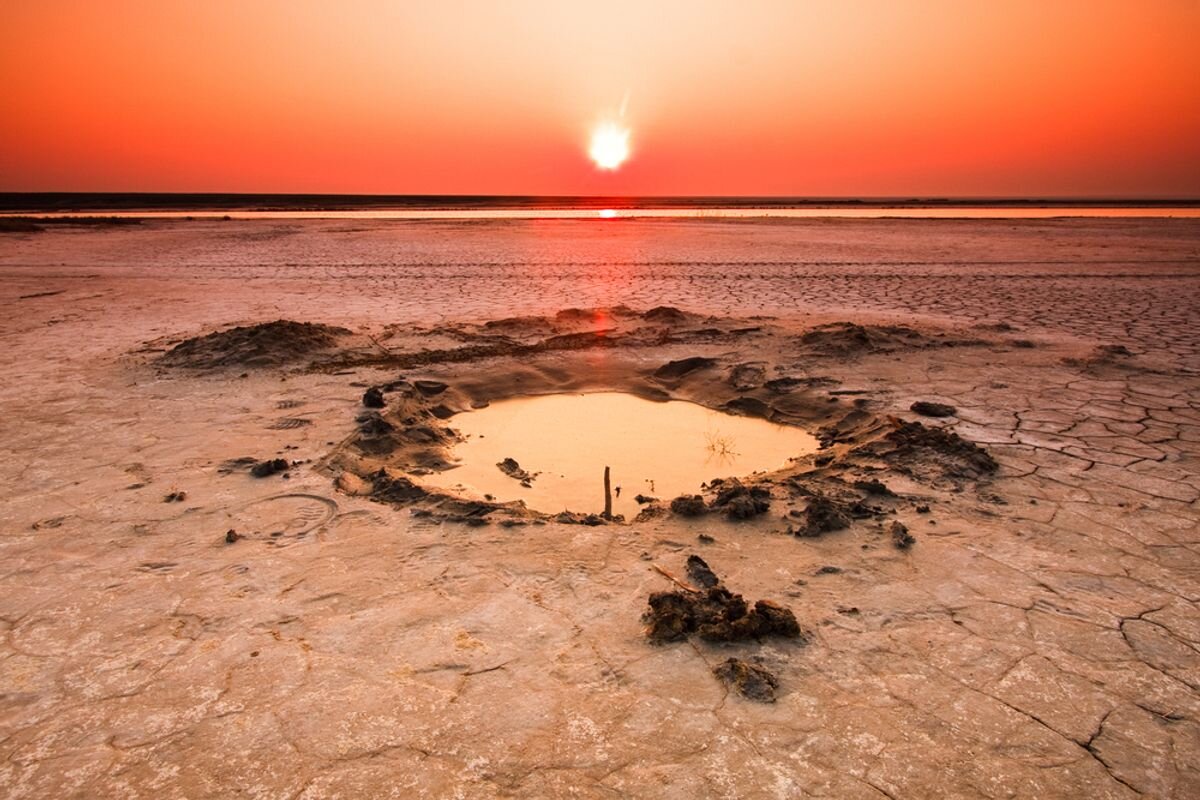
top-left (651, 564), bottom-right (700, 593)
top-left (463, 660), bottom-right (513, 676)
top-left (366, 333), bottom-right (393, 356)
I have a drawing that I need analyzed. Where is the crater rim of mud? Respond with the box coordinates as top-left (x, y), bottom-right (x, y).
top-left (303, 307), bottom-right (1002, 527)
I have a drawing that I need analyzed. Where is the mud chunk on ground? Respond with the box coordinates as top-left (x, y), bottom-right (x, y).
top-left (713, 658), bottom-right (780, 703)
top-left (670, 494), bottom-right (707, 516)
top-left (159, 320), bottom-right (350, 369)
top-left (224, 529), bottom-right (240, 544)
top-left (910, 400), bottom-right (957, 417)
top-left (644, 588), bottom-right (801, 643)
top-left (250, 458), bottom-right (289, 478)
top-left (686, 555), bottom-right (720, 588)
top-left (790, 493), bottom-right (850, 537)
top-left (873, 420), bottom-right (998, 479)
top-left (643, 557), bottom-right (802, 643)
top-left (891, 520), bottom-right (915, 549)
top-left (163, 491), bottom-right (186, 502)
top-left (708, 478), bottom-right (771, 519)
top-left (654, 356), bottom-right (717, 380)
top-left (362, 386), bottom-right (385, 408)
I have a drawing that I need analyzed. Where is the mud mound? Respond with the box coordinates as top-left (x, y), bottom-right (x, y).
top-left (362, 387), bottom-right (385, 408)
top-left (643, 556), bottom-right (801, 643)
top-left (160, 320), bottom-right (350, 369)
top-left (862, 421), bottom-right (998, 481)
top-left (708, 478), bottom-right (772, 519)
top-left (670, 494), bottom-right (707, 516)
top-left (643, 306), bottom-right (692, 324)
top-left (790, 493), bottom-right (850, 537)
top-left (800, 322), bottom-right (980, 357)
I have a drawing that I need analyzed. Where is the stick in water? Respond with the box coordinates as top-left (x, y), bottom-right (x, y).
top-left (603, 465), bottom-right (612, 520)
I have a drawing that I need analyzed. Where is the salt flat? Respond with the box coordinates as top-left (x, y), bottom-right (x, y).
top-left (0, 217), bottom-right (1198, 798)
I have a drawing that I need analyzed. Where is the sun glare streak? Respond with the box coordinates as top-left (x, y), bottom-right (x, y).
top-left (589, 122), bottom-right (630, 170)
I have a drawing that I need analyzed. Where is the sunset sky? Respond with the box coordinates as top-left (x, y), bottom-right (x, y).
top-left (2, 0), bottom-right (1197, 197)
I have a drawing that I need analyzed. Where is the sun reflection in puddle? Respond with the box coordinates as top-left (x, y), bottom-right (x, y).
top-left (420, 392), bottom-right (819, 518)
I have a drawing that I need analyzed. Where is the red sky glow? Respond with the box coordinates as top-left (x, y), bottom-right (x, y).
top-left (1, 0), bottom-right (1198, 196)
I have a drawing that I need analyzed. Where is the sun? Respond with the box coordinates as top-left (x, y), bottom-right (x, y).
top-left (589, 122), bottom-right (630, 170)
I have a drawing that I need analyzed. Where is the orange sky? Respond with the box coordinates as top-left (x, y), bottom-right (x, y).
top-left (2, 0), bottom-right (1198, 196)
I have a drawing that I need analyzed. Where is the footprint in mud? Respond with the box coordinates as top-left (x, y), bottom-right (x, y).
top-left (268, 417), bottom-right (313, 430)
top-left (223, 493), bottom-right (338, 545)
top-left (137, 561), bottom-right (177, 574)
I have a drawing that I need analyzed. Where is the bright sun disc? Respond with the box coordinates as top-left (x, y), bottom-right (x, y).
top-left (589, 122), bottom-right (630, 170)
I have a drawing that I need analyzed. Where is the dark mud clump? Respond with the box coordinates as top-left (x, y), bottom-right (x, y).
top-left (555, 511), bottom-right (611, 526)
top-left (643, 556), bottom-right (802, 643)
top-left (250, 458), bottom-right (289, 478)
top-left (496, 457), bottom-right (535, 486)
top-left (871, 420), bottom-right (998, 480)
top-left (891, 520), bottom-right (915, 549)
top-left (686, 554), bottom-right (720, 588)
top-left (910, 401), bottom-right (957, 418)
top-left (160, 320), bottom-right (350, 369)
top-left (713, 658), bottom-right (780, 703)
top-left (853, 478), bottom-right (894, 496)
top-left (790, 493), bottom-right (850, 538)
top-left (163, 491), bottom-right (187, 503)
top-left (670, 494), bottom-right (707, 517)
top-left (369, 471), bottom-right (430, 504)
top-left (708, 478), bottom-right (771, 519)
top-left (362, 387), bottom-right (385, 408)
top-left (654, 356), bottom-right (717, 380)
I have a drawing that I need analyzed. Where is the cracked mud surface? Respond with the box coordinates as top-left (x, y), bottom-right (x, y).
top-left (1, 218), bottom-right (1199, 798)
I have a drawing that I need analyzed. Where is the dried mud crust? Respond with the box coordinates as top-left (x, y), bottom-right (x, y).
top-left (298, 307), bottom-right (1013, 524)
top-left (158, 319), bottom-right (352, 369)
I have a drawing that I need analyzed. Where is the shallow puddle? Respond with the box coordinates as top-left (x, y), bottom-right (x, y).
top-left (421, 392), bottom-right (819, 518)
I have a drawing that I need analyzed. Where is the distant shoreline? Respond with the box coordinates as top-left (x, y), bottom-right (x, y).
top-left (1, 193), bottom-right (1198, 213)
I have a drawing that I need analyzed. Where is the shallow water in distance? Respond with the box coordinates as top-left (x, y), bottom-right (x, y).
top-left (421, 392), bottom-right (819, 518)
